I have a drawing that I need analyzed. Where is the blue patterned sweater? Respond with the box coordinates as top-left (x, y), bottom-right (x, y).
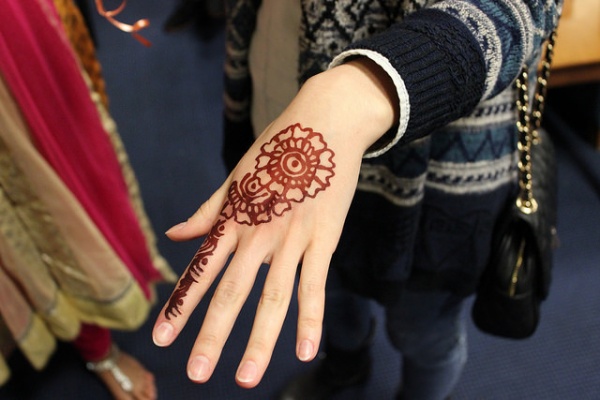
top-left (222, 0), bottom-right (562, 303)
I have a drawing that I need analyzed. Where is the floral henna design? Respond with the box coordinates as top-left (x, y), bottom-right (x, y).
top-left (223, 123), bottom-right (336, 225)
top-left (221, 173), bottom-right (281, 225)
top-left (165, 124), bottom-right (335, 319)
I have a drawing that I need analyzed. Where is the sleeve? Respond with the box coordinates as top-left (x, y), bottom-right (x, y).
top-left (330, 0), bottom-right (562, 157)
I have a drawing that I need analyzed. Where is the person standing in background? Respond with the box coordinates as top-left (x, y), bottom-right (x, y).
top-left (153, 1), bottom-right (562, 399)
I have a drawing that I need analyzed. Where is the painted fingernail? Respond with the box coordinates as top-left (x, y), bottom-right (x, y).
top-left (188, 355), bottom-right (210, 382)
top-left (153, 322), bottom-right (174, 346)
top-left (165, 222), bottom-right (187, 234)
top-left (298, 339), bottom-right (314, 361)
top-left (236, 360), bottom-right (257, 383)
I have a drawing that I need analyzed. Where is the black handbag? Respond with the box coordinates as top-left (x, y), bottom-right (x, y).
top-left (472, 31), bottom-right (559, 339)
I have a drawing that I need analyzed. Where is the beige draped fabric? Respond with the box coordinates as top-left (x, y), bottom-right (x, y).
top-left (0, 0), bottom-right (174, 384)
top-left (0, 73), bottom-right (161, 385)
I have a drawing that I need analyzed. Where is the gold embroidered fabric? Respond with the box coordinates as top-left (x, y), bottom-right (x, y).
top-left (54, 0), bottom-right (109, 109)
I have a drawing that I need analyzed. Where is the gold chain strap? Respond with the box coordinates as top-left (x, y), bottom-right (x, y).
top-left (515, 30), bottom-right (557, 215)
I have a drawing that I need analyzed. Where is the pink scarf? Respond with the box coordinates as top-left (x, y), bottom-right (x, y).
top-left (0, 0), bottom-right (161, 296)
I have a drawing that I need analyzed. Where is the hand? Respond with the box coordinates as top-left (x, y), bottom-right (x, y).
top-left (152, 57), bottom-right (398, 388)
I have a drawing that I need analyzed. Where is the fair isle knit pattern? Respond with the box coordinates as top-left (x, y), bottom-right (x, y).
top-left (360, 82), bottom-right (520, 209)
top-left (299, 0), bottom-right (433, 83)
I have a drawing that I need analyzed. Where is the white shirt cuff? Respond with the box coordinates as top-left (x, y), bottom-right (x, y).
top-left (329, 49), bottom-right (410, 158)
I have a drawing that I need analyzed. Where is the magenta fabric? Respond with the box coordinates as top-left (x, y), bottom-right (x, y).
top-left (73, 324), bottom-right (113, 362)
top-left (0, 0), bottom-right (161, 297)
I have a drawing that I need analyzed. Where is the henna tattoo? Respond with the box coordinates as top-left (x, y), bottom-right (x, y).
top-left (164, 218), bottom-right (226, 319)
top-left (165, 124), bottom-right (335, 319)
top-left (223, 123), bottom-right (336, 225)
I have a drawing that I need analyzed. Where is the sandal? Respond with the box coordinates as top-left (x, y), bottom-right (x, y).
top-left (86, 344), bottom-right (134, 393)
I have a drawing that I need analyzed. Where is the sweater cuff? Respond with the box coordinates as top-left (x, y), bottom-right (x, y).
top-left (329, 49), bottom-right (409, 158)
top-left (342, 9), bottom-right (486, 144)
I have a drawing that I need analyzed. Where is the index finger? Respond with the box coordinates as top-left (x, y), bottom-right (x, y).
top-left (153, 217), bottom-right (234, 347)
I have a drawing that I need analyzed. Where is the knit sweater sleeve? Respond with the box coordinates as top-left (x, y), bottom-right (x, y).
top-left (330, 0), bottom-right (561, 157)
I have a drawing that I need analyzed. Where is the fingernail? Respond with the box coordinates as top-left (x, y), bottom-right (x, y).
top-left (165, 222), bottom-right (187, 234)
top-left (153, 322), bottom-right (174, 346)
top-left (236, 360), bottom-right (257, 383)
top-left (298, 339), bottom-right (314, 361)
top-left (188, 355), bottom-right (210, 382)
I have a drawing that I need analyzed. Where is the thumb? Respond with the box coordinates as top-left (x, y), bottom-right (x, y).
top-left (165, 178), bottom-right (231, 241)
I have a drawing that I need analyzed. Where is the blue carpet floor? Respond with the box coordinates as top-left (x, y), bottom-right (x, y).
top-left (1, 2), bottom-right (599, 399)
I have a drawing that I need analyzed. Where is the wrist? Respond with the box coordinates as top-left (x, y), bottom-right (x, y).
top-left (303, 57), bottom-right (399, 151)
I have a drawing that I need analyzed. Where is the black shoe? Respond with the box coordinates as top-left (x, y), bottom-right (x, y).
top-left (278, 321), bottom-right (376, 400)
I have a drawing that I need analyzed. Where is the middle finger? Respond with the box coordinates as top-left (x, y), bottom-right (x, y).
top-left (234, 233), bottom-right (307, 388)
top-left (186, 232), bottom-right (270, 383)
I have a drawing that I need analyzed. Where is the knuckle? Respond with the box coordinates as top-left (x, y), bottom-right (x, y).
top-left (197, 199), bottom-right (215, 220)
top-left (212, 280), bottom-right (242, 308)
top-left (259, 288), bottom-right (288, 308)
top-left (196, 190), bottom-right (224, 221)
top-left (298, 314), bottom-right (322, 331)
top-left (198, 332), bottom-right (222, 350)
top-left (297, 280), bottom-right (324, 300)
top-left (247, 336), bottom-right (272, 355)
